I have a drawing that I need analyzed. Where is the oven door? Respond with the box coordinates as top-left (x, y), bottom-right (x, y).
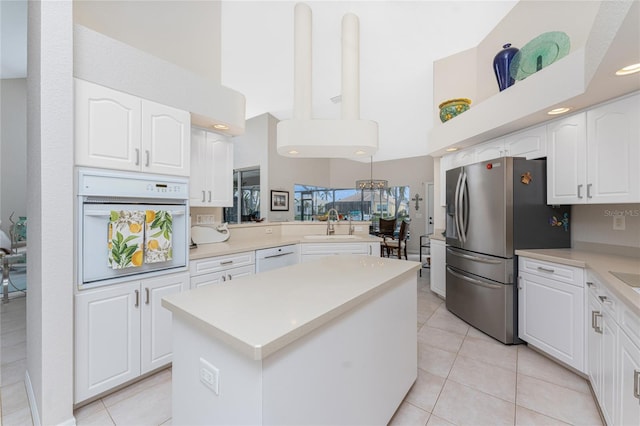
top-left (79, 202), bottom-right (188, 288)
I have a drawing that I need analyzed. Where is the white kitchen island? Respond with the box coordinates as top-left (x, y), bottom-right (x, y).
top-left (162, 255), bottom-right (420, 425)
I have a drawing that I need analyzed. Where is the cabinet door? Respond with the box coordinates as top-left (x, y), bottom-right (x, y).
top-left (518, 271), bottom-right (584, 372)
top-left (618, 330), bottom-right (640, 426)
top-left (439, 155), bottom-right (452, 207)
top-left (207, 133), bottom-right (234, 207)
top-left (142, 100), bottom-right (191, 177)
top-left (546, 113), bottom-right (587, 204)
top-left (141, 272), bottom-right (188, 374)
top-left (586, 94), bottom-right (640, 203)
top-left (429, 240), bottom-right (446, 298)
top-left (189, 128), bottom-right (208, 206)
top-left (75, 79), bottom-right (141, 172)
top-left (504, 125), bottom-right (547, 159)
top-left (75, 282), bottom-right (141, 403)
top-left (474, 139), bottom-right (505, 162)
top-left (190, 265), bottom-right (255, 288)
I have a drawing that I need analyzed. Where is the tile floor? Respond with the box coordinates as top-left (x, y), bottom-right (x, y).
top-left (0, 270), bottom-right (603, 426)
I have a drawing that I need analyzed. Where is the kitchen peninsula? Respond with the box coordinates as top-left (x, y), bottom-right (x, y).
top-left (162, 255), bottom-right (420, 425)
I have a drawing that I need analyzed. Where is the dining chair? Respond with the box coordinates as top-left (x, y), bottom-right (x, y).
top-left (378, 217), bottom-right (396, 256)
top-left (383, 220), bottom-right (409, 260)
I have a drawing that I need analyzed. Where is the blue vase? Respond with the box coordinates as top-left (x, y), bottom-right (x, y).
top-left (493, 43), bottom-right (519, 91)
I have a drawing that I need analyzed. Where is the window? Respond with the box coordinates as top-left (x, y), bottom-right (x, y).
top-left (224, 168), bottom-right (260, 223)
top-left (293, 184), bottom-right (410, 231)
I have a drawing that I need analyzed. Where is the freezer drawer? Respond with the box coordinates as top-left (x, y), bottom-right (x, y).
top-left (446, 247), bottom-right (514, 284)
top-left (446, 265), bottom-right (516, 344)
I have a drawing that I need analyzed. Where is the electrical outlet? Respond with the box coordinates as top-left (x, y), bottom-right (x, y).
top-left (265, 228), bottom-right (273, 234)
top-left (354, 226), bottom-right (363, 232)
top-left (196, 215), bottom-right (215, 225)
top-left (199, 357), bottom-right (219, 395)
top-left (613, 215), bottom-right (625, 230)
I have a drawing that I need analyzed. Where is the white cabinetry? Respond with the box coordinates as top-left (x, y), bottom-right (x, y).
top-left (548, 93), bottom-right (640, 204)
top-left (518, 257), bottom-right (585, 372)
top-left (586, 272), bottom-right (640, 426)
top-left (190, 128), bottom-right (234, 207)
top-left (474, 138), bottom-right (506, 162)
top-left (429, 239), bottom-right (446, 298)
top-left (189, 251), bottom-right (255, 288)
top-left (300, 242), bottom-right (376, 263)
top-left (75, 271), bottom-right (188, 403)
top-left (586, 276), bottom-right (617, 425)
top-left (75, 79), bottom-right (190, 176)
top-left (503, 125), bottom-right (547, 159)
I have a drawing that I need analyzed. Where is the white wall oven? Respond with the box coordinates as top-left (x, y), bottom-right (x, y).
top-left (77, 168), bottom-right (189, 289)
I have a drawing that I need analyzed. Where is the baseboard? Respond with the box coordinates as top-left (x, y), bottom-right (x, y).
top-left (24, 370), bottom-right (41, 426)
top-left (24, 370), bottom-right (77, 426)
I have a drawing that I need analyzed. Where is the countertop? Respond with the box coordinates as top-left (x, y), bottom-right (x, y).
top-left (162, 255), bottom-right (420, 360)
top-left (515, 248), bottom-right (640, 316)
top-left (189, 235), bottom-right (382, 260)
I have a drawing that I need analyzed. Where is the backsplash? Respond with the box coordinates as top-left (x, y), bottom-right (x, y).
top-left (571, 203), bottom-right (640, 250)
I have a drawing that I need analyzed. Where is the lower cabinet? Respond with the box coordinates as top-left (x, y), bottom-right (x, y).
top-left (75, 271), bottom-right (188, 403)
top-left (429, 239), bottom-right (445, 298)
top-left (587, 272), bottom-right (640, 426)
top-left (517, 257), bottom-right (585, 373)
top-left (587, 279), bottom-right (617, 425)
top-left (300, 242), bottom-right (377, 263)
top-left (189, 251), bottom-right (255, 289)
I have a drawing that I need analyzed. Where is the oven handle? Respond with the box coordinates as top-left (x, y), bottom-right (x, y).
top-left (85, 210), bottom-right (186, 217)
top-left (446, 266), bottom-right (502, 289)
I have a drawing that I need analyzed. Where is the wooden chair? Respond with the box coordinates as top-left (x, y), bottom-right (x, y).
top-left (383, 220), bottom-right (409, 260)
top-left (378, 217), bottom-right (396, 256)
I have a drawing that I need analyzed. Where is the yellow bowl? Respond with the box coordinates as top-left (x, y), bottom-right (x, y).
top-left (439, 98), bottom-right (472, 123)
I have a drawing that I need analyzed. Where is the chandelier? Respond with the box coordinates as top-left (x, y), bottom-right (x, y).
top-left (356, 157), bottom-right (388, 190)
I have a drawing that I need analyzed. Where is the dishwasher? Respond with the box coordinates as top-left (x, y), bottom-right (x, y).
top-left (255, 244), bottom-right (300, 273)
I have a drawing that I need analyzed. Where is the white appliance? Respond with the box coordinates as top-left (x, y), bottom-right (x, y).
top-left (255, 244), bottom-right (299, 273)
top-left (76, 168), bottom-right (189, 288)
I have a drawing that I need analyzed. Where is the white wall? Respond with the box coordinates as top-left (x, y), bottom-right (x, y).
top-left (0, 78), bottom-right (27, 235)
top-left (26, 0), bottom-right (74, 424)
top-left (73, 0), bottom-right (221, 83)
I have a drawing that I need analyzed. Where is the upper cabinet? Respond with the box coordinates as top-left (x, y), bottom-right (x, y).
top-left (190, 128), bottom-right (234, 207)
top-left (548, 93), bottom-right (640, 204)
top-left (75, 79), bottom-right (190, 176)
top-left (503, 125), bottom-right (547, 159)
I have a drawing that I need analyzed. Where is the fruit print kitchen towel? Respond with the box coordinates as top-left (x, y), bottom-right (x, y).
top-left (144, 210), bottom-right (173, 264)
top-left (108, 210), bottom-right (145, 269)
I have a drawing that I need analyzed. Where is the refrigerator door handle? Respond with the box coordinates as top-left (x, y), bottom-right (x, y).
top-left (446, 247), bottom-right (502, 264)
top-left (447, 266), bottom-right (502, 289)
top-left (454, 170), bottom-right (464, 241)
top-left (460, 171), bottom-right (469, 243)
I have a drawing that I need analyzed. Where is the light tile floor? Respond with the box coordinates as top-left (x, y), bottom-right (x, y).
top-left (0, 271), bottom-right (603, 426)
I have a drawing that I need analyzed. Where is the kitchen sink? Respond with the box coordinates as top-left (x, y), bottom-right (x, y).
top-left (303, 235), bottom-right (360, 240)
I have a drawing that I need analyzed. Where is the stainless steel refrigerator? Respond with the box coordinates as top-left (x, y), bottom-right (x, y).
top-left (445, 157), bottom-right (570, 344)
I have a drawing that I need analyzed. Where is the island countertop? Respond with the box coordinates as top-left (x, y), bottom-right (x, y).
top-left (162, 255), bottom-right (420, 361)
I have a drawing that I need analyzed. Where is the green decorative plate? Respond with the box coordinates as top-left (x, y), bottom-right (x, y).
top-left (509, 31), bottom-right (570, 80)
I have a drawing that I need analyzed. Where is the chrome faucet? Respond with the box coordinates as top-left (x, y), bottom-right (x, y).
top-left (326, 208), bottom-right (339, 235)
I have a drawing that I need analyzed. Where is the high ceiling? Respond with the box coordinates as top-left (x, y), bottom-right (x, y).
top-left (220, 1), bottom-right (518, 162)
top-left (2, 1), bottom-right (517, 162)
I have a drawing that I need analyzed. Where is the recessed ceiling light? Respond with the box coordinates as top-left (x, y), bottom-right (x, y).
top-left (615, 63), bottom-right (640, 76)
top-left (547, 107), bottom-right (571, 115)
top-left (288, 150), bottom-right (299, 155)
top-left (212, 124), bottom-right (229, 130)
top-left (445, 147), bottom-right (458, 152)
top-left (354, 150), bottom-right (366, 155)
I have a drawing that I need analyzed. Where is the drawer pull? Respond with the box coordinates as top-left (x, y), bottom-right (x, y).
top-left (537, 266), bottom-right (555, 273)
top-left (634, 369), bottom-right (640, 399)
top-left (592, 310), bottom-right (603, 334)
top-left (220, 260), bottom-right (234, 265)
